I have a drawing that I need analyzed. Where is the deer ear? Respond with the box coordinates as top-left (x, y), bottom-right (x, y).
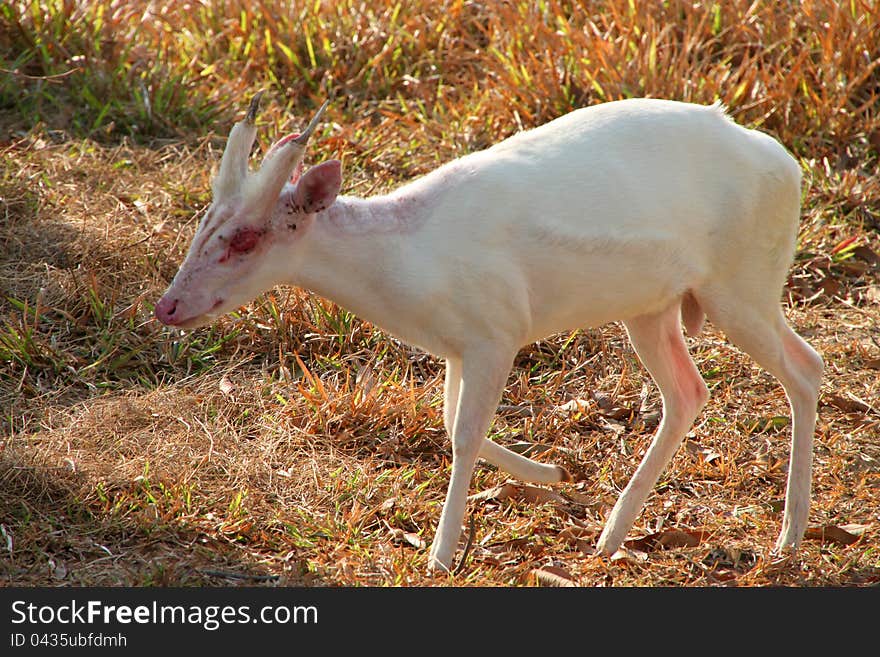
top-left (291, 160), bottom-right (342, 214)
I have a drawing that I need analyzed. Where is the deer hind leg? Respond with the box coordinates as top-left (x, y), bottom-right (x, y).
top-left (444, 357), bottom-right (569, 486)
top-left (698, 292), bottom-right (823, 551)
top-left (596, 298), bottom-right (710, 555)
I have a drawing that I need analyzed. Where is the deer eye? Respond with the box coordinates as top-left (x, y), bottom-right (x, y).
top-left (229, 228), bottom-right (260, 254)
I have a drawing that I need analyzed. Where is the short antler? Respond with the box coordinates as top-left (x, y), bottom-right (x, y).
top-left (247, 99), bottom-right (330, 212)
top-left (245, 90), bottom-right (264, 125)
top-left (291, 100), bottom-right (329, 145)
top-left (213, 91), bottom-right (264, 200)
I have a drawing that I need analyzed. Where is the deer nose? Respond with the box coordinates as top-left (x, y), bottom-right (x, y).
top-left (154, 296), bottom-right (179, 324)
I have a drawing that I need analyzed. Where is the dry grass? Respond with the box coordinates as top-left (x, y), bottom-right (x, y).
top-left (1, 0), bottom-right (878, 587)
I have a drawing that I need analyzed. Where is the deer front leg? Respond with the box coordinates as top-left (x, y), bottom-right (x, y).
top-left (429, 347), bottom-right (514, 572)
top-left (444, 357), bottom-right (570, 486)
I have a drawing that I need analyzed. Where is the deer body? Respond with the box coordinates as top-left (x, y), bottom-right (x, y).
top-left (156, 97), bottom-right (823, 572)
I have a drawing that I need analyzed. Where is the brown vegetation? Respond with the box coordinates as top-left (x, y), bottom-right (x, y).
top-left (1, 0), bottom-right (878, 586)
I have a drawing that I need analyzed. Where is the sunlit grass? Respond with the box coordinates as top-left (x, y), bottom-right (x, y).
top-left (0, 0), bottom-right (878, 587)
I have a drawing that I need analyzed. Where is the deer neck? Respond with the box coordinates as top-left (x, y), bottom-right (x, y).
top-left (292, 193), bottom-right (426, 327)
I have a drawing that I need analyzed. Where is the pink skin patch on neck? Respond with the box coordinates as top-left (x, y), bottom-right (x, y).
top-left (328, 193), bottom-right (432, 235)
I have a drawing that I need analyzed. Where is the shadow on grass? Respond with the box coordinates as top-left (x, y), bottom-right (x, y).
top-left (0, 457), bottom-right (323, 587)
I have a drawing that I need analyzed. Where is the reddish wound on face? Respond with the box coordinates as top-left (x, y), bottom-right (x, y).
top-left (220, 227), bottom-right (262, 262)
top-left (230, 227), bottom-right (260, 253)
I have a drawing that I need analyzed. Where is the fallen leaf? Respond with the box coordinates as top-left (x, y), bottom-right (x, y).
top-left (592, 391), bottom-right (635, 419)
top-left (640, 411), bottom-right (661, 428)
top-left (702, 546), bottom-right (757, 570)
top-left (506, 484), bottom-right (566, 505)
top-left (604, 406), bottom-right (634, 421)
top-left (837, 260), bottom-right (869, 276)
top-left (732, 505), bottom-right (765, 518)
top-left (484, 537), bottom-right (532, 554)
top-left (532, 566), bottom-right (576, 587)
top-left (354, 363), bottom-right (377, 400)
top-left (389, 528), bottom-right (426, 549)
top-left (469, 482), bottom-right (565, 505)
top-left (403, 532), bottom-right (425, 549)
top-left (219, 376), bottom-right (235, 397)
top-left (709, 569), bottom-right (739, 583)
top-left (557, 525), bottom-right (601, 555)
top-left (624, 528), bottom-right (708, 552)
top-left (804, 524), bottom-right (865, 546)
top-left (557, 526), bottom-right (598, 544)
top-left (505, 441), bottom-right (548, 457)
top-left (609, 547), bottom-right (648, 563)
top-left (757, 553), bottom-right (794, 577)
top-left (684, 438), bottom-right (701, 456)
top-left (852, 245), bottom-right (880, 267)
top-left (561, 490), bottom-right (597, 506)
top-left (49, 558), bottom-right (68, 580)
top-left (823, 393), bottom-right (870, 414)
top-left (769, 499), bottom-right (785, 513)
top-left (576, 540), bottom-right (595, 556)
top-left (700, 449), bottom-right (722, 463)
top-left (818, 275), bottom-right (841, 297)
top-left (592, 391), bottom-right (613, 410)
top-left (557, 398), bottom-right (591, 413)
top-left (557, 393), bottom-right (632, 421)
top-left (469, 484), bottom-right (511, 502)
top-left (604, 419), bottom-right (627, 435)
top-left (497, 404), bottom-right (534, 417)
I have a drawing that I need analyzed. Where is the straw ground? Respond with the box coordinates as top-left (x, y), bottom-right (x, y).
top-left (1, 1), bottom-right (878, 586)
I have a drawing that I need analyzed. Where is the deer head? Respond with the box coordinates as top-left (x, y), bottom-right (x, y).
top-left (155, 94), bottom-right (339, 328)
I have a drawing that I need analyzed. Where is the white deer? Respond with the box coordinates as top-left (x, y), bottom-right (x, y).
top-left (155, 93), bottom-right (823, 572)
